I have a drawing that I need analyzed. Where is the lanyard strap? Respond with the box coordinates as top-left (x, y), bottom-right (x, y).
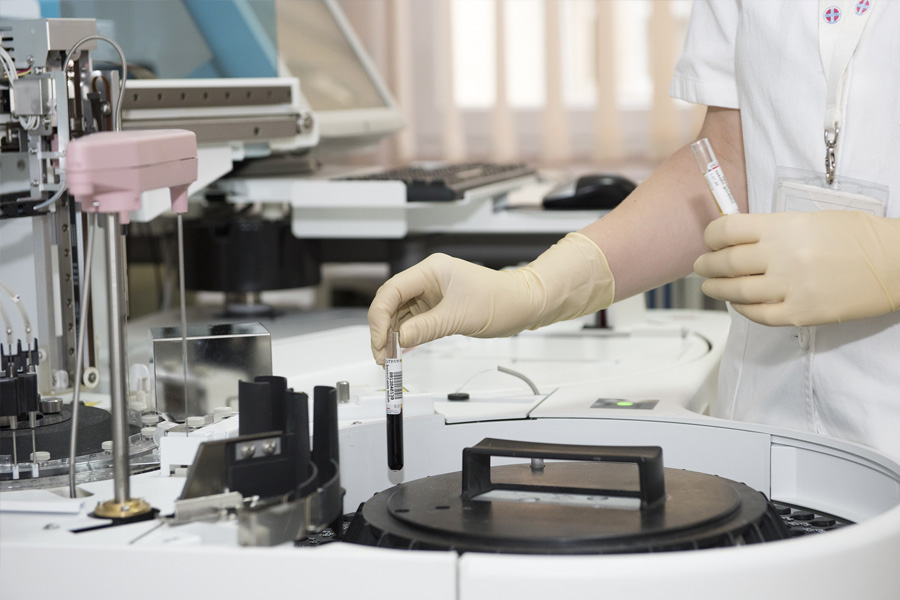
top-left (818, 0), bottom-right (876, 184)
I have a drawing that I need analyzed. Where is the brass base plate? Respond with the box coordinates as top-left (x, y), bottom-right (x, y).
top-left (94, 498), bottom-right (153, 519)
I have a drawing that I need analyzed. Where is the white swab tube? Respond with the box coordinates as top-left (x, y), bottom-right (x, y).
top-left (691, 137), bottom-right (740, 216)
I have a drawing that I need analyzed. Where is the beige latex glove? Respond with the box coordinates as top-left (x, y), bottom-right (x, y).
top-left (368, 232), bottom-right (615, 364)
top-left (694, 211), bottom-right (900, 326)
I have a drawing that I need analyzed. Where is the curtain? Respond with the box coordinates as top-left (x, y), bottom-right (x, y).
top-left (337, 0), bottom-right (702, 169)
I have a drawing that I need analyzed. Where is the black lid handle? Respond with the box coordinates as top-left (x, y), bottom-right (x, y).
top-left (461, 438), bottom-right (666, 509)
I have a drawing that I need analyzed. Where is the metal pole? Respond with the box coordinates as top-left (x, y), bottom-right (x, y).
top-left (104, 213), bottom-right (130, 504)
top-left (177, 214), bottom-right (189, 431)
top-left (69, 212), bottom-right (97, 498)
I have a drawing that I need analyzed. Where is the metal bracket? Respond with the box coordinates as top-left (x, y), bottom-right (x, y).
top-left (234, 436), bottom-right (281, 461)
top-left (237, 460), bottom-right (343, 547)
top-left (172, 491), bottom-right (243, 524)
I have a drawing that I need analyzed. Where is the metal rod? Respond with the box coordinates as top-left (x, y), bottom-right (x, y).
top-left (10, 423), bottom-right (18, 480)
top-left (176, 214), bottom-right (189, 430)
top-left (30, 424), bottom-right (38, 477)
top-left (104, 213), bottom-right (130, 504)
top-left (69, 212), bottom-right (97, 498)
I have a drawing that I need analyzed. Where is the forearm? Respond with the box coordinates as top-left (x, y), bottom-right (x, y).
top-left (579, 107), bottom-right (747, 301)
top-left (367, 109), bottom-right (747, 363)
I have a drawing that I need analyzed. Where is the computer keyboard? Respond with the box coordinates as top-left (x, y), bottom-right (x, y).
top-left (338, 161), bottom-right (536, 202)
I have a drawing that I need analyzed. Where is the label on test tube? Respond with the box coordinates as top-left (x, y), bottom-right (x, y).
top-left (691, 138), bottom-right (740, 216)
top-left (385, 330), bottom-right (404, 471)
top-left (703, 161), bottom-right (740, 216)
top-left (385, 358), bottom-right (403, 415)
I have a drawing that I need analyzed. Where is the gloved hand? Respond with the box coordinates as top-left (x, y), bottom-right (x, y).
top-left (368, 232), bottom-right (615, 364)
top-left (694, 211), bottom-right (900, 326)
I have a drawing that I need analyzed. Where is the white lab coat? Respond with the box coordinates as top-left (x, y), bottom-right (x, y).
top-left (670, 0), bottom-right (900, 459)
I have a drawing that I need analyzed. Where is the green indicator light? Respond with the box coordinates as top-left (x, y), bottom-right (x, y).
top-left (617, 401), bottom-right (634, 407)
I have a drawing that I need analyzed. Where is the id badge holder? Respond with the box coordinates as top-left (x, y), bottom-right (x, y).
top-left (773, 166), bottom-right (889, 216)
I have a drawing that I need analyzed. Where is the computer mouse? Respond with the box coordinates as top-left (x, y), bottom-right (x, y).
top-left (542, 174), bottom-right (637, 210)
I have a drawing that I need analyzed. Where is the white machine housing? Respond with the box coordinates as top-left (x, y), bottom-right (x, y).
top-left (2, 310), bottom-right (899, 600)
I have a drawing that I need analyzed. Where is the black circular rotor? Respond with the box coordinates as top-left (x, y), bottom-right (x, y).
top-left (347, 439), bottom-right (788, 554)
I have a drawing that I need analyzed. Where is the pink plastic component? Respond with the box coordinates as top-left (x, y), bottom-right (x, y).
top-left (67, 129), bottom-right (198, 223)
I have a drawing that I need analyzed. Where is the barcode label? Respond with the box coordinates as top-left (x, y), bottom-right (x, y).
top-left (385, 358), bottom-right (403, 415)
top-left (704, 163), bottom-right (739, 215)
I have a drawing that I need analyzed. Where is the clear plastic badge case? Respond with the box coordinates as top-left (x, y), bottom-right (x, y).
top-left (773, 166), bottom-right (889, 216)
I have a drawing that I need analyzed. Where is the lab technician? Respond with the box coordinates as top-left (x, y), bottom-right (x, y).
top-left (368, 1), bottom-right (900, 459)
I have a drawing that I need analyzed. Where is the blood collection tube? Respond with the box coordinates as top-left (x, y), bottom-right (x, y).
top-left (385, 331), bottom-right (403, 471)
top-left (691, 137), bottom-right (740, 216)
